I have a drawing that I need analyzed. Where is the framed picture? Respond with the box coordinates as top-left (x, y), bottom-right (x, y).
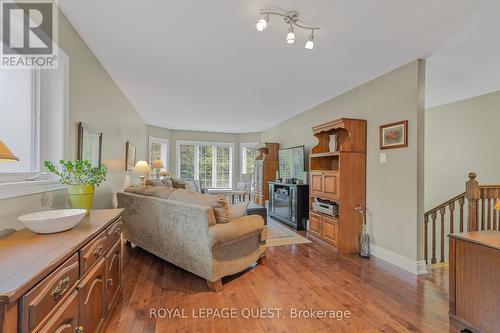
top-left (125, 141), bottom-right (136, 171)
top-left (77, 122), bottom-right (102, 167)
top-left (380, 120), bottom-right (408, 149)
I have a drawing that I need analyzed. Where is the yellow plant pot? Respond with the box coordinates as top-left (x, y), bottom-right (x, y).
top-left (67, 185), bottom-right (95, 214)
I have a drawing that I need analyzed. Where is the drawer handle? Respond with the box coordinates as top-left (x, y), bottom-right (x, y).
top-left (76, 326), bottom-right (84, 333)
top-left (107, 278), bottom-right (114, 288)
top-left (114, 227), bottom-right (121, 235)
top-left (94, 245), bottom-right (104, 257)
top-left (51, 276), bottom-right (71, 300)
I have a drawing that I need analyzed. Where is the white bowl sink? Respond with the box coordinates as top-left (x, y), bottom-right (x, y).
top-left (18, 209), bottom-right (87, 234)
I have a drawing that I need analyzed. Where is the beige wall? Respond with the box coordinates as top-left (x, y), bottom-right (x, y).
top-left (425, 90), bottom-right (500, 210)
top-left (146, 125), bottom-right (260, 186)
top-left (0, 9), bottom-right (147, 231)
top-left (261, 60), bottom-right (426, 262)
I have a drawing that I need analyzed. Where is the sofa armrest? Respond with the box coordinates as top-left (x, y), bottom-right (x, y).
top-left (208, 215), bottom-right (265, 249)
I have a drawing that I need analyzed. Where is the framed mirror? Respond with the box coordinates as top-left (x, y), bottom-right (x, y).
top-left (77, 122), bottom-right (103, 167)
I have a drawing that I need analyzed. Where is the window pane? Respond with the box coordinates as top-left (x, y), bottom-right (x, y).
top-left (198, 145), bottom-right (213, 188)
top-left (217, 146), bottom-right (230, 188)
top-left (179, 144), bottom-right (195, 179)
top-left (0, 69), bottom-right (34, 173)
top-left (244, 146), bottom-right (258, 175)
top-left (150, 142), bottom-right (162, 163)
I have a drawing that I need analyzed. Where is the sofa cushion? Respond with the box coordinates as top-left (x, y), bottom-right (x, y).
top-left (229, 202), bottom-right (248, 220)
top-left (124, 185), bottom-right (176, 199)
top-left (208, 215), bottom-right (265, 249)
top-left (168, 188), bottom-right (230, 223)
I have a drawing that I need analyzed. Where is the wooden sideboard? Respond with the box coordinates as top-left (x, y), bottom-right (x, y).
top-left (0, 209), bottom-right (123, 333)
top-left (449, 231), bottom-right (500, 333)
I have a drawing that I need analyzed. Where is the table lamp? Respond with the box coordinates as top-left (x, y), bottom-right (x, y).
top-left (0, 140), bottom-right (19, 162)
top-left (495, 200), bottom-right (500, 211)
top-left (152, 159), bottom-right (164, 179)
top-left (133, 160), bottom-right (152, 185)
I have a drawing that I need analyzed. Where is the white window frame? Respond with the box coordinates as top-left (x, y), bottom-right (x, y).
top-left (176, 140), bottom-right (234, 189)
top-left (0, 47), bottom-right (69, 199)
top-left (148, 136), bottom-right (169, 170)
top-left (240, 142), bottom-right (259, 175)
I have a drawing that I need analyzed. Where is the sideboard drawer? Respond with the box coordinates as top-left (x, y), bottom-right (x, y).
top-left (21, 253), bottom-right (80, 333)
top-left (80, 230), bottom-right (108, 275)
top-left (106, 218), bottom-right (123, 247)
top-left (35, 290), bottom-right (79, 333)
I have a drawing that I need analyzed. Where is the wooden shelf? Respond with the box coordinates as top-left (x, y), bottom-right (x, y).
top-left (310, 152), bottom-right (339, 158)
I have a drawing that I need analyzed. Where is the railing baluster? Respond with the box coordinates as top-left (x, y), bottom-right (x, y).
top-left (487, 189), bottom-right (492, 230)
top-left (459, 196), bottom-right (465, 232)
top-left (431, 211), bottom-right (437, 264)
top-left (493, 189), bottom-right (498, 230)
top-left (424, 215), bottom-right (429, 264)
top-left (440, 207), bottom-right (445, 263)
top-left (449, 201), bottom-right (455, 234)
top-left (481, 189), bottom-right (486, 230)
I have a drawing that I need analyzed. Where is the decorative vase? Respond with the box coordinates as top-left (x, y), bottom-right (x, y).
top-left (67, 185), bottom-right (95, 214)
top-left (359, 224), bottom-right (371, 258)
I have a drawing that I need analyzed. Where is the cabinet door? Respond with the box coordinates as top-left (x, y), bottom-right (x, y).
top-left (310, 172), bottom-right (323, 196)
top-left (78, 258), bottom-right (106, 333)
top-left (323, 172), bottom-right (339, 199)
top-left (321, 216), bottom-right (338, 247)
top-left (308, 213), bottom-right (322, 238)
top-left (105, 240), bottom-right (122, 312)
top-left (37, 291), bottom-right (79, 333)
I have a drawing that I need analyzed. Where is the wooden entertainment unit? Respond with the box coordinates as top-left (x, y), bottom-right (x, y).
top-left (0, 209), bottom-right (123, 333)
top-left (308, 118), bottom-right (366, 254)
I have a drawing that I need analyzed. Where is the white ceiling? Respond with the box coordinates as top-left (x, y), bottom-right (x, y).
top-left (59, 0), bottom-right (490, 133)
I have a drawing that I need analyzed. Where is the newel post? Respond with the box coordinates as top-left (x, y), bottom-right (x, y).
top-left (465, 172), bottom-right (480, 231)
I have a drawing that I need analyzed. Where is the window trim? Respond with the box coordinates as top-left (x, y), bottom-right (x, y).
top-left (0, 47), bottom-right (69, 198)
top-left (240, 141), bottom-right (259, 175)
top-left (148, 136), bottom-right (169, 171)
top-left (175, 140), bottom-right (234, 189)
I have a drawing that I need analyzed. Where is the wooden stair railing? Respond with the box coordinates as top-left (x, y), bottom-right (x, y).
top-left (424, 172), bottom-right (500, 265)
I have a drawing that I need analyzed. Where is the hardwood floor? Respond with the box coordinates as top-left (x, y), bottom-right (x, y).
top-left (105, 235), bottom-right (460, 333)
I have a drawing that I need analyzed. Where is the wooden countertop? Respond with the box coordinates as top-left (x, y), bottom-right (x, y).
top-left (0, 209), bottom-right (123, 304)
top-left (449, 230), bottom-right (500, 250)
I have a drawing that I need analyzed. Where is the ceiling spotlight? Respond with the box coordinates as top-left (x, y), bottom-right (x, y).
top-left (305, 31), bottom-right (314, 50)
top-left (286, 24), bottom-right (295, 44)
top-left (256, 9), bottom-right (320, 51)
top-left (256, 15), bottom-right (268, 31)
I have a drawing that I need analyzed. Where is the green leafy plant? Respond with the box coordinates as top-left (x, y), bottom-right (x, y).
top-left (43, 160), bottom-right (108, 186)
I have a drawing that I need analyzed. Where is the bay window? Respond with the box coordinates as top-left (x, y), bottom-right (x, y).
top-left (176, 141), bottom-right (233, 189)
top-left (240, 142), bottom-right (259, 175)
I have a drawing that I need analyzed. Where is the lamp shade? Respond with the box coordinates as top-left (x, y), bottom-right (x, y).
top-left (152, 159), bottom-right (164, 169)
top-left (0, 140), bottom-right (19, 162)
top-left (495, 200), bottom-right (500, 211)
top-left (133, 160), bottom-right (152, 174)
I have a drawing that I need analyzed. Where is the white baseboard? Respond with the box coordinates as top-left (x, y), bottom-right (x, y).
top-left (370, 243), bottom-right (428, 275)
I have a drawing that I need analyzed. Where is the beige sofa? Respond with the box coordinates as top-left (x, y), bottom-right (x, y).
top-left (116, 191), bottom-right (266, 291)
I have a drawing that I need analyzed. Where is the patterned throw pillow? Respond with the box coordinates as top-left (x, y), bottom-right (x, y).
top-left (145, 179), bottom-right (165, 186)
top-left (160, 177), bottom-right (173, 187)
top-left (185, 179), bottom-right (202, 193)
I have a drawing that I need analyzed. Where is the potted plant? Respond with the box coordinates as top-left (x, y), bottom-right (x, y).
top-left (44, 160), bottom-right (108, 213)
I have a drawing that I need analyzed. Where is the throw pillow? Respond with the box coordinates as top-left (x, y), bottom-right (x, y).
top-left (171, 178), bottom-right (188, 189)
top-left (160, 177), bottom-right (173, 187)
top-left (145, 179), bottom-right (165, 186)
top-left (229, 202), bottom-right (249, 220)
top-left (124, 185), bottom-right (176, 199)
top-left (168, 188), bottom-right (230, 223)
top-left (185, 179), bottom-right (202, 193)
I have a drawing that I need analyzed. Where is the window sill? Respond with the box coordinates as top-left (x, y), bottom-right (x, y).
top-left (0, 180), bottom-right (66, 200)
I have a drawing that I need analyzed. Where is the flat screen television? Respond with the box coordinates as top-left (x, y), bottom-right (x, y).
top-left (279, 145), bottom-right (305, 181)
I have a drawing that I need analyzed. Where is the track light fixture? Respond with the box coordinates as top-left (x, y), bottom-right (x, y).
top-left (256, 9), bottom-right (320, 50)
